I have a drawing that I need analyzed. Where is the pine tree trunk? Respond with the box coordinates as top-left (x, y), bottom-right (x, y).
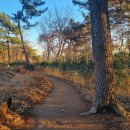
top-left (88, 0), bottom-right (128, 116)
top-left (7, 42), bottom-right (10, 66)
top-left (18, 21), bottom-right (30, 66)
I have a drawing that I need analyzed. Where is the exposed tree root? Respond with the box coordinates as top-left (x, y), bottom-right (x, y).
top-left (80, 99), bottom-right (130, 118)
top-left (113, 102), bottom-right (130, 118)
top-left (80, 86), bottom-right (130, 118)
top-left (80, 105), bottom-right (97, 116)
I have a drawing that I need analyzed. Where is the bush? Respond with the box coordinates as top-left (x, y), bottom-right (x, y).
top-left (40, 62), bottom-right (49, 67)
top-left (43, 57), bottom-right (94, 78)
top-left (113, 52), bottom-right (129, 87)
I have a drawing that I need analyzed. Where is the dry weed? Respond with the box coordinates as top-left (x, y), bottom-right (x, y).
top-left (0, 68), bottom-right (53, 130)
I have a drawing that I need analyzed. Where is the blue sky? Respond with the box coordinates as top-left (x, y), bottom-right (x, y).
top-left (0, 0), bottom-right (86, 53)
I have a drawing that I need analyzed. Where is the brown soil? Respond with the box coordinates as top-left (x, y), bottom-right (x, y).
top-left (29, 76), bottom-right (130, 130)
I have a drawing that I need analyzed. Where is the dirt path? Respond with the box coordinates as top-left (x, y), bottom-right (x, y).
top-left (30, 77), bottom-right (125, 130)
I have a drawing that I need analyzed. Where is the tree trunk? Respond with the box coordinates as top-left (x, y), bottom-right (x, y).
top-left (7, 41), bottom-right (10, 66)
top-left (18, 21), bottom-right (30, 66)
top-left (86, 0), bottom-right (129, 117)
top-left (47, 41), bottom-right (50, 62)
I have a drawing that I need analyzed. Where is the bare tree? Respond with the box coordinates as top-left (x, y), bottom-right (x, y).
top-left (38, 7), bottom-right (72, 61)
top-left (112, 24), bottom-right (130, 52)
top-left (39, 11), bottom-right (56, 62)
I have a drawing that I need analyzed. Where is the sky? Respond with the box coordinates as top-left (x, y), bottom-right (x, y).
top-left (0, 0), bottom-right (86, 54)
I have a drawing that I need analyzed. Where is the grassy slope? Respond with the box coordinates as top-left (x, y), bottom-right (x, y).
top-left (0, 66), bottom-right (53, 130)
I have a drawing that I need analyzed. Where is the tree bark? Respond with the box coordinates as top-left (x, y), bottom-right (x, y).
top-left (7, 41), bottom-right (10, 66)
top-left (86, 0), bottom-right (129, 117)
top-left (47, 40), bottom-right (51, 62)
top-left (18, 21), bottom-right (30, 66)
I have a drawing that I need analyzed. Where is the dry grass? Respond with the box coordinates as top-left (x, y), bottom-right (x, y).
top-left (0, 66), bottom-right (53, 130)
top-left (0, 124), bottom-right (10, 130)
top-left (11, 65), bottom-right (26, 74)
top-left (44, 67), bottom-right (96, 102)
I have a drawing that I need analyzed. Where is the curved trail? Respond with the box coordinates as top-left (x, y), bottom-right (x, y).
top-left (30, 77), bottom-right (108, 130)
